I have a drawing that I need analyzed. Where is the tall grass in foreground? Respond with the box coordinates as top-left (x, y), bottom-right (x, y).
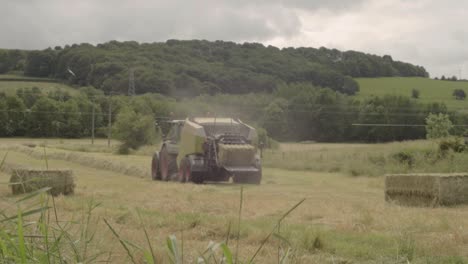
top-left (0, 178), bottom-right (305, 263)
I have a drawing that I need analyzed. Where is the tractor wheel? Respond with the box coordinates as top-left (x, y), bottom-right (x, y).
top-left (178, 158), bottom-right (189, 183)
top-left (151, 152), bottom-right (161, 180)
top-left (160, 146), bottom-right (177, 181)
top-left (178, 158), bottom-right (204, 184)
top-left (191, 172), bottom-right (204, 184)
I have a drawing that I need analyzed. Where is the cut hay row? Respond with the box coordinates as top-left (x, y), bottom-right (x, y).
top-left (1, 145), bottom-right (149, 179)
top-left (385, 174), bottom-right (468, 207)
top-left (10, 169), bottom-right (75, 196)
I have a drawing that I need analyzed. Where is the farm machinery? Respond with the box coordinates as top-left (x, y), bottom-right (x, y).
top-left (151, 117), bottom-right (262, 184)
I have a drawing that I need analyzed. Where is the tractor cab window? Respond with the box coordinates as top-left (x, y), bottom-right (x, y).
top-left (167, 123), bottom-right (182, 142)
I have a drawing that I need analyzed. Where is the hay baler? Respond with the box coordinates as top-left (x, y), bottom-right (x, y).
top-left (151, 117), bottom-right (262, 184)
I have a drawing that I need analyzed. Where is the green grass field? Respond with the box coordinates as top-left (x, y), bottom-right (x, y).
top-left (1, 139), bottom-right (468, 263)
top-left (0, 74), bottom-right (78, 96)
top-left (356, 77), bottom-right (468, 110)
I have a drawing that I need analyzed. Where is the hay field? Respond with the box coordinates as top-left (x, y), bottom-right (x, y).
top-left (356, 77), bottom-right (468, 110)
top-left (1, 138), bottom-right (468, 263)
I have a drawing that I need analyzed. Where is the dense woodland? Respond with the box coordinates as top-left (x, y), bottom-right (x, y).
top-left (1, 40), bottom-right (427, 97)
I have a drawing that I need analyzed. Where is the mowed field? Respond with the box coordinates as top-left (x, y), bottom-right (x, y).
top-left (356, 77), bottom-right (468, 110)
top-left (0, 74), bottom-right (79, 95)
top-left (1, 139), bottom-right (468, 263)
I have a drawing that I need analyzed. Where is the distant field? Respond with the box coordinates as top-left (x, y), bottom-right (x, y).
top-left (356, 77), bottom-right (468, 110)
top-left (0, 74), bottom-right (78, 95)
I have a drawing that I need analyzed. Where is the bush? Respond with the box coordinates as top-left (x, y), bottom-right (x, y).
top-left (426, 113), bottom-right (453, 139)
top-left (411, 89), bottom-right (420, 99)
top-left (255, 127), bottom-right (279, 149)
top-left (113, 106), bottom-right (158, 154)
top-left (439, 137), bottom-right (465, 153)
top-left (392, 150), bottom-right (415, 167)
top-left (453, 89), bottom-right (466, 100)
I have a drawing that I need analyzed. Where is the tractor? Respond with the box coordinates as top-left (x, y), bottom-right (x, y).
top-left (151, 117), bottom-right (262, 184)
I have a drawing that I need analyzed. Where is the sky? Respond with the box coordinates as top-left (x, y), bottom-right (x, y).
top-left (1, 0), bottom-right (467, 78)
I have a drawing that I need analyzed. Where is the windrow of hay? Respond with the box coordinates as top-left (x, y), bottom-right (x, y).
top-left (385, 174), bottom-right (468, 207)
top-left (10, 169), bottom-right (75, 196)
top-left (1, 145), bottom-right (149, 178)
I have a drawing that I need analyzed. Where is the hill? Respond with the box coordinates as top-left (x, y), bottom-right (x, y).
top-left (1, 40), bottom-right (427, 97)
top-left (0, 74), bottom-right (79, 96)
top-left (356, 77), bottom-right (468, 110)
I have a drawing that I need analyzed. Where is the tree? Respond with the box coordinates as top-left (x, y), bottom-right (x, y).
top-left (452, 89), bottom-right (466, 100)
top-left (0, 98), bottom-right (8, 136)
top-left (16, 87), bottom-right (42, 108)
top-left (262, 98), bottom-right (289, 140)
top-left (411, 89), bottom-right (420, 99)
top-left (59, 99), bottom-right (83, 138)
top-left (5, 95), bottom-right (27, 136)
top-left (425, 113), bottom-right (453, 139)
top-left (113, 106), bottom-right (157, 154)
top-left (28, 97), bottom-right (61, 137)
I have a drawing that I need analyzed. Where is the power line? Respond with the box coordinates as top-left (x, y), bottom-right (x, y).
top-left (352, 123), bottom-right (468, 127)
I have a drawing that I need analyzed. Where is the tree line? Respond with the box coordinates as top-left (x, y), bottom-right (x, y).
top-left (2, 83), bottom-right (463, 144)
top-left (1, 40), bottom-right (427, 97)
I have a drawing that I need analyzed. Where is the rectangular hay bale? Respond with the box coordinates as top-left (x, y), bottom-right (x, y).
top-left (10, 169), bottom-right (75, 196)
top-left (385, 174), bottom-right (468, 207)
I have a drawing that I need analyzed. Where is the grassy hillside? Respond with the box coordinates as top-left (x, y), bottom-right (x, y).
top-left (0, 74), bottom-right (78, 95)
top-left (356, 77), bottom-right (468, 110)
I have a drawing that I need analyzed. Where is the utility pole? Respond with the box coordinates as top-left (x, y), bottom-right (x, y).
top-left (128, 68), bottom-right (135, 96)
top-left (91, 99), bottom-right (95, 145)
top-left (107, 96), bottom-right (112, 148)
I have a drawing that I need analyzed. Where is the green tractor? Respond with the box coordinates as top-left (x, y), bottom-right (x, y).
top-left (151, 117), bottom-right (262, 184)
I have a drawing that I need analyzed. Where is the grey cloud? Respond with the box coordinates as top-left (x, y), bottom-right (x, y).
top-left (0, 0), bottom-right (303, 49)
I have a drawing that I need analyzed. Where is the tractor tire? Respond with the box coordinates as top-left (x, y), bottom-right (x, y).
top-left (178, 158), bottom-right (189, 183)
top-left (191, 172), bottom-right (204, 184)
top-left (160, 146), bottom-right (177, 181)
top-left (178, 157), bottom-right (204, 184)
top-left (151, 152), bottom-right (161, 181)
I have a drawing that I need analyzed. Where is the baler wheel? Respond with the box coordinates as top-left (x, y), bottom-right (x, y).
top-left (151, 152), bottom-right (161, 180)
top-left (160, 147), bottom-right (177, 181)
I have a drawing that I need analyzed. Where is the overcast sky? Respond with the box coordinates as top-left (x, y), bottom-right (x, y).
top-left (1, 0), bottom-right (467, 78)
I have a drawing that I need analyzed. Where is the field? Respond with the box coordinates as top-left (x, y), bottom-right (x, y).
top-left (0, 74), bottom-right (78, 95)
top-left (1, 138), bottom-right (468, 263)
top-left (356, 77), bottom-right (468, 110)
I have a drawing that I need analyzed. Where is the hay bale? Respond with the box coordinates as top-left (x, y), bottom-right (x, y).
top-left (218, 144), bottom-right (255, 166)
top-left (10, 169), bottom-right (75, 196)
top-left (385, 174), bottom-right (468, 207)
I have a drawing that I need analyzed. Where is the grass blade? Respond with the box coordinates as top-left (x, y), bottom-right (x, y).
top-left (167, 235), bottom-right (180, 264)
top-left (235, 186), bottom-right (243, 264)
top-left (279, 248), bottom-right (291, 264)
top-left (43, 145), bottom-right (49, 170)
top-left (137, 210), bottom-right (156, 264)
top-left (221, 243), bottom-right (233, 264)
top-left (0, 151), bottom-right (8, 171)
top-left (103, 218), bottom-right (137, 264)
top-left (17, 208), bottom-right (27, 264)
top-left (1, 206), bottom-right (50, 223)
top-left (248, 198), bottom-right (306, 264)
top-left (15, 187), bottom-right (52, 203)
